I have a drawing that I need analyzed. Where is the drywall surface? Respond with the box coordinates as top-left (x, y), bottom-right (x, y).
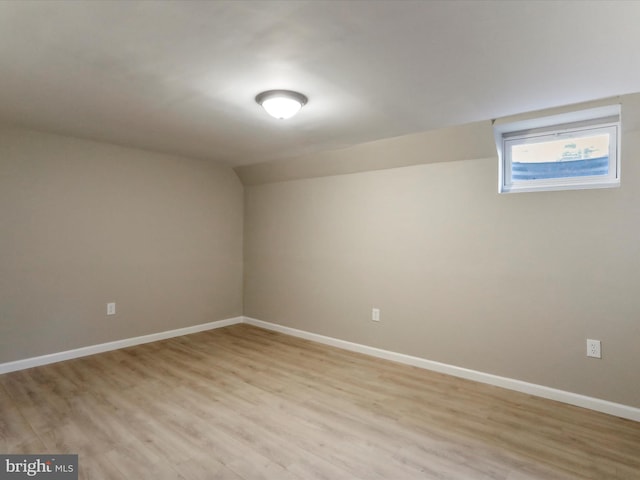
top-left (244, 118), bottom-right (640, 408)
top-left (235, 120), bottom-right (496, 185)
top-left (0, 128), bottom-right (243, 363)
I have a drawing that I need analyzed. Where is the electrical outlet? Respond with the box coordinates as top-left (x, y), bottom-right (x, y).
top-left (107, 302), bottom-right (116, 316)
top-left (586, 339), bottom-right (601, 358)
top-left (372, 308), bottom-right (380, 322)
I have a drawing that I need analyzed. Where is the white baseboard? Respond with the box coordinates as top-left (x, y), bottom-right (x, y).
top-left (3, 314), bottom-right (637, 422)
top-left (242, 316), bottom-right (640, 422)
top-left (0, 316), bottom-right (243, 375)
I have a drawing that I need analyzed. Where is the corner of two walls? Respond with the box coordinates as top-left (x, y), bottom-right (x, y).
top-left (3, 95), bottom-right (640, 410)
top-left (0, 127), bottom-right (244, 364)
top-left (242, 95), bottom-right (640, 409)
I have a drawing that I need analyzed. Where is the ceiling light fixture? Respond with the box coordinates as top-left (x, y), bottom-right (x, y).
top-left (255, 90), bottom-right (308, 120)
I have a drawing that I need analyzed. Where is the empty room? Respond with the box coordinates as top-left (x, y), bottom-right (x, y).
top-left (1, 1), bottom-right (639, 479)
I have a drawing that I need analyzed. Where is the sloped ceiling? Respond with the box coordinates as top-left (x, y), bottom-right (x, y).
top-left (0, 1), bottom-right (638, 167)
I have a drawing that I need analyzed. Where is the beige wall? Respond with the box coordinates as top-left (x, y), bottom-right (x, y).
top-left (2, 97), bottom-right (639, 409)
top-left (235, 121), bottom-right (497, 186)
top-left (244, 101), bottom-right (640, 407)
top-left (0, 128), bottom-right (243, 363)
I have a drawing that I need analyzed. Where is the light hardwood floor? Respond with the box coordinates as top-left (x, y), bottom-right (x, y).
top-left (1, 324), bottom-right (638, 479)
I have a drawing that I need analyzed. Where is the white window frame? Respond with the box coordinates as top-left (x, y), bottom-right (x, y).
top-left (494, 105), bottom-right (621, 194)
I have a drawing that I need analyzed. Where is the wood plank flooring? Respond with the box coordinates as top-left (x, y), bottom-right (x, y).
top-left (1, 324), bottom-right (638, 479)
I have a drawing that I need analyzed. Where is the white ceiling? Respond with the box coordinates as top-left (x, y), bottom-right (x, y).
top-left (1, 1), bottom-right (639, 167)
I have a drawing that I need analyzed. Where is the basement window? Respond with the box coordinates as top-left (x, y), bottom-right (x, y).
top-left (494, 105), bottom-right (621, 193)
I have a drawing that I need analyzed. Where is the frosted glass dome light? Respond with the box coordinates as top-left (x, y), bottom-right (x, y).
top-left (256, 90), bottom-right (308, 120)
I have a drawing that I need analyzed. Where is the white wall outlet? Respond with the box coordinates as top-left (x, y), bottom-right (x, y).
top-left (372, 308), bottom-right (380, 322)
top-left (107, 302), bottom-right (116, 316)
top-left (586, 339), bottom-right (601, 358)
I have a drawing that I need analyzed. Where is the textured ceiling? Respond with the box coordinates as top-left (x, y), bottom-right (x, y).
top-left (0, 1), bottom-right (639, 167)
